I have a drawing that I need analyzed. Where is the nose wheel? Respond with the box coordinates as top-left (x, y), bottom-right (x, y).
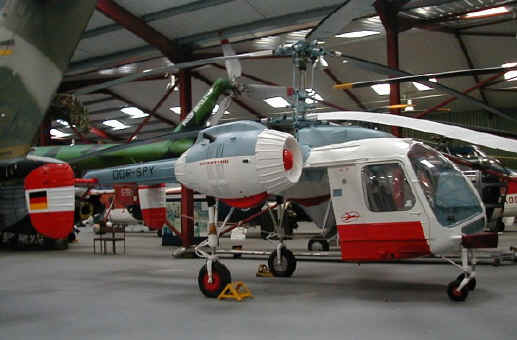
top-left (198, 261), bottom-right (232, 298)
top-left (268, 247), bottom-right (297, 277)
top-left (442, 248), bottom-right (477, 302)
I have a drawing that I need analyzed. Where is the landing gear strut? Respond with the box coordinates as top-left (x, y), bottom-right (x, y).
top-left (195, 198), bottom-right (233, 298)
top-left (443, 248), bottom-right (477, 302)
top-left (266, 198), bottom-right (297, 277)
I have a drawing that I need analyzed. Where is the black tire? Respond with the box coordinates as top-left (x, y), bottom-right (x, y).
top-left (268, 248), bottom-right (296, 277)
top-left (198, 262), bottom-right (232, 298)
top-left (447, 280), bottom-right (469, 302)
top-left (43, 238), bottom-right (69, 250)
top-left (308, 239), bottom-right (330, 251)
top-left (67, 232), bottom-right (76, 242)
top-left (456, 273), bottom-right (476, 291)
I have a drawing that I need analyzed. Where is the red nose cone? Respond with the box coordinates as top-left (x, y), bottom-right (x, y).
top-left (283, 149), bottom-right (294, 171)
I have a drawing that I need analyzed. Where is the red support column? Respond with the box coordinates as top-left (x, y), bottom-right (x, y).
top-left (39, 117), bottom-right (51, 146)
top-left (179, 70), bottom-right (194, 247)
top-left (376, 0), bottom-right (402, 137)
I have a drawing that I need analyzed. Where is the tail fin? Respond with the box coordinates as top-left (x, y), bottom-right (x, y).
top-left (24, 163), bottom-right (75, 239)
top-left (138, 184), bottom-right (167, 230)
top-left (0, 0), bottom-right (97, 160)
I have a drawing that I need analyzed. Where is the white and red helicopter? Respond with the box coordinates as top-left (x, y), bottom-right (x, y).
top-left (21, 0), bottom-right (516, 301)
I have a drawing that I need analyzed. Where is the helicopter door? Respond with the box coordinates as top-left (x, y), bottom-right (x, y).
top-left (327, 162), bottom-right (431, 261)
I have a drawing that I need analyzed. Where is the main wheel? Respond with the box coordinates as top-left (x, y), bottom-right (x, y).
top-left (198, 262), bottom-right (232, 298)
top-left (447, 280), bottom-right (469, 302)
top-left (268, 248), bottom-right (296, 277)
top-left (456, 273), bottom-right (476, 291)
top-left (308, 239), bottom-right (329, 251)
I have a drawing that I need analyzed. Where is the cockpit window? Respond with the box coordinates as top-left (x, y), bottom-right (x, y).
top-left (408, 144), bottom-right (483, 228)
top-left (362, 163), bottom-right (415, 212)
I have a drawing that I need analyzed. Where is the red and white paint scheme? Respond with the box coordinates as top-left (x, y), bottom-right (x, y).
top-left (503, 178), bottom-right (517, 218)
top-left (24, 163), bottom-right (75, 239)
top-left (138, 183), bottom-right (166, 230)
top-left (175, 129), bottom-right (303, 208)
top-left (304, 138), bottom-right (488, 261)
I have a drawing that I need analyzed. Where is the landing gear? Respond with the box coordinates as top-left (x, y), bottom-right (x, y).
top-left (266, 198), bottom-right (297, 277)
top-left (195, 198), bottom-right (235, 298)
top-left (198, 261), bottom-right (232, 298)
top-left (268, 247), bottom-right (296, 277)
top-left (443, 248), bottom-right (477, 302)
top-left (308, 239), bottom-right (329, 251)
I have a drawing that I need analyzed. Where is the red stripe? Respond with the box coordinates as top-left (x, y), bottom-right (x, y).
top-left (337, 221), bottom-right (431, 261)
top-left (29, 196), bottom-right (47, 204)
top-left (29, 211), bottom-right (74, 239)
top-left (139, 183), bottom-right (166, 189)
top-left (221, 192), bottom-right (267, 209)
top-left (142, 207), bottom-right (166, 229)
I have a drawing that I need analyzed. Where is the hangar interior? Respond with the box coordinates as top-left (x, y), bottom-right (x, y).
top-left (2, 1), bottom-right (517, 339)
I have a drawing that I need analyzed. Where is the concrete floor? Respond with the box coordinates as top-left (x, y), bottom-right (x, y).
top-left (1, 228), bottom-right (517, 340)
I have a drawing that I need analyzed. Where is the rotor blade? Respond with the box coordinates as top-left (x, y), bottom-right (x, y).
top-left (74, 50), bottom-right (272, 95)
top-left (314, 111), bottom-right (517, 153)
top-left (67, 130), bottom-right (200, 164)
top-left (208, 95), bottom-right (232, 126)
top-left (221, 40), bottom-right (242, 82)
top-left (333, 53), bottom-right (517, 122)
top-left (334, 66), bottom-right (516, 89)
top-left (306, 0), bottom-right (375, 41)
top-left (243, 84), bottom-right (293, 100)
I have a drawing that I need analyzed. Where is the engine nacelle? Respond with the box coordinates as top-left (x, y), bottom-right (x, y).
top-left (175, 121), bottom-right (303, 208)
top-left (24, 163), bottom-right (75, 239)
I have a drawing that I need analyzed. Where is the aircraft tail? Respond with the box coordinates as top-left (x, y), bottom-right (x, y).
top-left (24, 163), bottom-right (75, 239)
top-left (0, 0), bottom-right (97, 160)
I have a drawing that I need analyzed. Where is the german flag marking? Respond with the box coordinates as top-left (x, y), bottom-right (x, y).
top-left (29, 191), bottom-right (48, 210)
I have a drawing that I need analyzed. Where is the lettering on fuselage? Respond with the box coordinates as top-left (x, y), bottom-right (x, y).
top-left (199, 159), bottom-right (229, 166)
top-left (112, 166), bottom-right (155, 180)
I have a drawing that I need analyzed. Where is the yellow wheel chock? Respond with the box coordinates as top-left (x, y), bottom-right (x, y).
top-left (217, 281), bottom-right (253, 302)
top-left (256, 264), bottom-right (273, 277)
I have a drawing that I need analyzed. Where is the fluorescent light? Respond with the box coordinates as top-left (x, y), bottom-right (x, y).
top-left (211, 104), bottom-right (230, 115)
top-left (121, 107), bottom-right (148, 118)
top-left (404, 99), bottom-right (414, 112)
top-left (335, 31), bottom-right (379, 39)
top-left (504, 70), bottom-right (517, 81)
top-left (265, 97), bottom-right (290, 108)
top-left (50, 129), bottom-right (71, 138)
top-left (56, 119), bottom-right (70, 127)
top-left (169, 107), bottom-right (181, 114)
top-left (306, 89), bottom-right (323, 104)
top-left (102, 120), bottom-right (129, 130)
top-left (413, 82), bottom-right (433, 91)
top-left (463, 6), bottom-right (509, 19)
top-left (429, 78), bottom-right (438, 83)
top-left (503, 62), bottom-right (517, 68)
top-left (371, 84), bottom-right (390, 95)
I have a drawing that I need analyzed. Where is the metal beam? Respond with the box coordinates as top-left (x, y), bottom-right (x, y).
top-left (99, 89), bottom-right (177, 126)
top-left (96, 0), bottom-right (187, 62)
top-left (454, 32), bottom-right (489, 105)
top-left (376, 0), bottom-right (402, 137)
top-left (127, 82), bottom-right (177, 142)
top-left (84, 0), bottom-right (235, 39)
top-left (89, 127), bottom-right (124, 141)
top-left (322, 68), bottom-right (368, 110)
top-left (69, 4), bottom-right (342, 73)
top-left (179, 70), bottom-right (194, 248)
top-left (415, 71), bottom-right (508, 118)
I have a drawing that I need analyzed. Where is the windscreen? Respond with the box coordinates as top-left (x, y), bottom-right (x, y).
top-left (408, 144), bottom-right (483, 228)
